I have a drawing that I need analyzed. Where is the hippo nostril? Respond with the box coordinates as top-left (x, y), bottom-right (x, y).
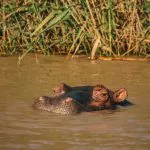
top-left (61, 91), bottom-right (65, 94)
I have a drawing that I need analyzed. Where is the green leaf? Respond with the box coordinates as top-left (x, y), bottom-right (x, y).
top-left (31, 10), bottom-right (56, 36)
top-left (31, 9), bottom-right (70, 36)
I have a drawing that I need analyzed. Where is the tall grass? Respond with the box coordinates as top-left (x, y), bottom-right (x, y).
top-left (0, 0), bottom-right (149, 60)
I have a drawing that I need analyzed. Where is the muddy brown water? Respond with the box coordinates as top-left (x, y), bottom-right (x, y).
top-left (0, 55), bottom-right (150, 150)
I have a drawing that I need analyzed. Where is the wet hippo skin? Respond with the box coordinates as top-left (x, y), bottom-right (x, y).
top-left (33, 85), bottom-right (115, 114)
top-left (33, 91), bottom-right (90, 115)
top-left (53, 83), bottom-right (132, 107)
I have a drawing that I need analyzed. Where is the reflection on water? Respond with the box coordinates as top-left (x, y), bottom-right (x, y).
top-left (0, 55), bottom-right (150, 150)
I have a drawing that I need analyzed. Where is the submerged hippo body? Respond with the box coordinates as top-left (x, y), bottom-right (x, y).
top-left (53, 83), bottom-right (130, 108)
top-left (33, 85), bottom-right (112, 114)
top-left (33, 83), bottom-right (130, 115)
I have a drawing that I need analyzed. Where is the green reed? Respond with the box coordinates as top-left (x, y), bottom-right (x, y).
top-left (0, 0), bottom-right (149, 60)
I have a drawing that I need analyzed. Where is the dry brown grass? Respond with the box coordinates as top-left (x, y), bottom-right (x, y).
top-left (0, 0), bottom-right (149, 61)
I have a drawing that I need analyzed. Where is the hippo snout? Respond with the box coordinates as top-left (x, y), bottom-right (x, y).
top-left (32, 95), bottom-right (80, 115)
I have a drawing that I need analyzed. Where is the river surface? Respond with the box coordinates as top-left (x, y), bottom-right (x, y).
top-left (0, 55), bottom-right (150, 150)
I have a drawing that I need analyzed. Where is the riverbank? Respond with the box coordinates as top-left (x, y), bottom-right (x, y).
top-left (98, 56), bottom-right (150, 61)
top-left (1, 52), bottom-right (150, 64)
top-left (1, 1), bottom-right (149, 58)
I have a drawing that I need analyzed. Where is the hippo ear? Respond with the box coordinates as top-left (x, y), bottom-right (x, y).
top-left (53, 83), bottom-right (71, 95)
top-left (59, 83), bottom-right (68, 88)
top-left (113, 88), bottom-right (128, 102)
top-left (61, 83), bottom-right (72, 92)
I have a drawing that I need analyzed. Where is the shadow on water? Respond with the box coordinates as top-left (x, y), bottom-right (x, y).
top-left (118, 99), bottom-right (134, 107)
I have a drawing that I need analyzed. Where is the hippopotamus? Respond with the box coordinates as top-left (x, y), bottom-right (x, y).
top-left (53, 83), bottom-right (130, 107)
top-left (33, 84), bottom-right (128, 115)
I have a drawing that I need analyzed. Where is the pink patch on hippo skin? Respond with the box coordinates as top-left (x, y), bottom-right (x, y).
top-left (39, 96), bottom-right (46, 102)
top-left (62, 97), bottom-right (74, 104)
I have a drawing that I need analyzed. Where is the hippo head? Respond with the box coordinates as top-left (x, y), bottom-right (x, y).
top-left (89, 85), bottom-right (128, 110)
top-left (53, 83), bottom-right (72, 96)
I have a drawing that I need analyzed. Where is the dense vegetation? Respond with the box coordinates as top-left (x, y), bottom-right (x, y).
top-left (0, 0), bottom-right (149, 60)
